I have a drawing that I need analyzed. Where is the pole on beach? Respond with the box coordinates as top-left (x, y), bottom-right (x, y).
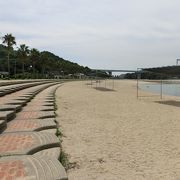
top-left (95, 70), bottom-right (97, 89)
top-left (160, 79), bottom-right (163, 99)
top-left (136, 68), bottom-right (141, 99)
top-left (137, 69), bottom-right (139, 99)
top-left (112, 79), bottom-right (114, 90)
top-left (14, 59), bottom-right (16, 79)
top-left (137, 76), bottom-right (138, 99)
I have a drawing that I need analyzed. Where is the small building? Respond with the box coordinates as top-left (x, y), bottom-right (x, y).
top-left (74, 73), bottom-right (85, 79)
top-left (0, 71), bottom-right (9, 78)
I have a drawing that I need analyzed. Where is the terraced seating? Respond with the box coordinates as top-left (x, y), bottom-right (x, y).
top-left (0, 156), bottom-right (67, 180)
top-left (0, 82), bottom-right (59, 132)
top-left (0, 81), bottom-right (68, 180)
top-left (34, 147), bottom-right (61, 159)
top-left (4, 119), bottom-right (56, 132)
top-left (0, 80), bottom-right (54, 97)
top-left (0, 79), bottom-right (51, 87)
top-left (0, 104), bottom-right (22, 112)
top-left (0, 132), bottom-right (60, 156)
top-left (0, 110), bottom-right (15, 121)
top-left (0, 79), bottom-right (36, 86)
top-left (0, 82), bottom-right (57, 107)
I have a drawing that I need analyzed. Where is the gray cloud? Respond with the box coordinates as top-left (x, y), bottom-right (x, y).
top-left (1, 0), bottom-right (180, 70)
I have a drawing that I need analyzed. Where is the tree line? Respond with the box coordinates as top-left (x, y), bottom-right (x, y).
top-left (124, 66), bottom-right (180, 79)
top-left (0, 33), bottom-right (92, 79)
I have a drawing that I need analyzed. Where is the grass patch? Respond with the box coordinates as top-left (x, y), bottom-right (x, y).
top-left (55, 128), bottom-right (62, 137)
top-left (59, 151), bottom-right (69, 170)
top-left (59, 151), bottom-right (78, 171)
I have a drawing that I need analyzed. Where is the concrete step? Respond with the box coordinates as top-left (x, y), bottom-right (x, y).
top-left (27, 102), bottom-right (54, 107)
top-left (0, 91), bottom-right (6, 97)
top-left (5, 119), bottom-right (57, 133)
top-left (33, 147), bottom-right (60, 159)
top-left (0, 120), bottom-right (7, 133)
top-left (22, 106), bottom-right (54, 112)
top-left (0, 110), bottom-right (15, 121)
top-left (35, 98), bottom-right (55, 102)
top-left (0, 104), bottom-right (22, 112)
top-left (41, 128), bottom-right (57, 135)
top-left (0, 155), bottom-right (68, 180)
top-left (0, 132), bottom-right (60, 156)
top-left (0, 81), bottom-right (58, 98)
top-left (0, 83), bottom-right (67, 179)
top-left (15, 111), bottom-right (55, 120)
top-left (5, 100), bottom-right (27, 106)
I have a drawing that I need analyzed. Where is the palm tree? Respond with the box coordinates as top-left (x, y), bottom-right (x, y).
top-left (29, 48), bottom-right (40, 78)
top-left (17, 44), bottom-right (30, 77)
top-left (40, 52), bottom-right (49, 78)
top-left (2, 33), bottom-right (16, 75)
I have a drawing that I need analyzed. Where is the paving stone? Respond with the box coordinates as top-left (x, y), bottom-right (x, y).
top-left (30, 97), bottom-right (54, 101)
top-left (12, 97), bottom-right (31, 103)
top-left (34, 147), bottom-right (60, 159)
top-left (18, 93), bottom-right (33, 98)
top-left (4, 94), bottom-right (32, 100)
top-left (22, 106), bottom-right (54, 111)
top-left (5, 119), bottom-right (57, 132)
top-left (15, 111), bottom-right (55, 120)
top-left (0, 156), bottom-right (68, 180)
top-left (41, 128), bottom-right (57, 134)
top-left (0, 111), bottom-right (15, 121)
top-left (27, 102), bottom-right (54, 107)
top-left (5, 100), bottom-right (27, 106)
top-left (35, 96), bottom-right (54, 100)
top-left (0, 132), bottom-right (60, 156)
top-left (22, 93), bottom-right (35, 96)
top-left (0, 104), bottom-right (22, 112)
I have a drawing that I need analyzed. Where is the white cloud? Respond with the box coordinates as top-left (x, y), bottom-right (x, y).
top-left (1, 0), bottom-right (180, 69)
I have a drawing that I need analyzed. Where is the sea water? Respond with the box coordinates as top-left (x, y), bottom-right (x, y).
top-left (139, 83), bottom-right (180, 97)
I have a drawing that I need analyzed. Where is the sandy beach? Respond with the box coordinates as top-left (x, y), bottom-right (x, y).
top-left (56, 80), bottom-right (180, 180)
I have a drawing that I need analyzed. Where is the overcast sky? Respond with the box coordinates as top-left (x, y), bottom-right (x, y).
top-left (1, 0), bottom-right (180, 70)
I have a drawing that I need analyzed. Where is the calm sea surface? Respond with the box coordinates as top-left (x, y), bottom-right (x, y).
top-left (139, 83), bottom-right (180, 97)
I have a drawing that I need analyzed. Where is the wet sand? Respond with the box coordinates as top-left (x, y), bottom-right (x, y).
top-left (56, 80), bottom-right (180, 180)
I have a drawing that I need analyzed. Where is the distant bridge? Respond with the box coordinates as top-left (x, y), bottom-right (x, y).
top-left (92, 69), bottom-right (137, 75)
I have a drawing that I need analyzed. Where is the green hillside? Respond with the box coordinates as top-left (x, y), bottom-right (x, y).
top-left (0, 44), bottom-right (91, 78)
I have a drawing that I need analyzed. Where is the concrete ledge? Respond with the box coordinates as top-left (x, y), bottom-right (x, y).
top-left (0, 132), bottom-right (60, 156)
top-left (0, 111), bottom-right (15, 121)
top-left (22, 106), bottom-right (54, 112)
top-left (0, 104), bottom-right (22, 112)
top-left (0, 155), bottom-right (68, 180)
top-left (0, 120), bottom-right (7, 133)
top-left (5, 119), bottom-right (57, 133)
top-left (15, 111), bottom-right (55, 120)
top-left (33, 147), bottom-right (61, 159)
top-left (5, 100), bottom-right (27, 106)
